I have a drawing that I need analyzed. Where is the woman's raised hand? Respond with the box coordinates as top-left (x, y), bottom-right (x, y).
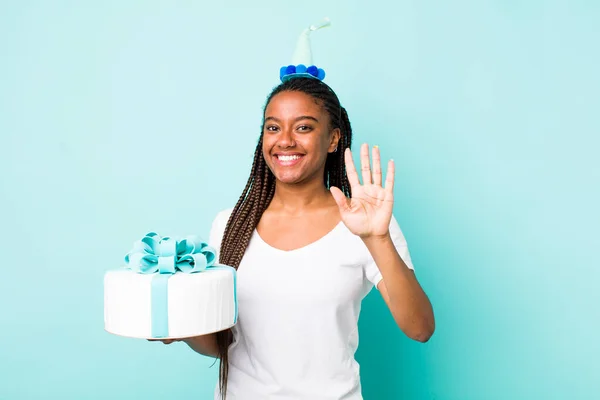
top-left (330, 143), bottom-right (395, 239)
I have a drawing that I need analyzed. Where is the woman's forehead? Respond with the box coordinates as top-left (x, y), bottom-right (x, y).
top-left (266, 91), bottom-right (324, 117)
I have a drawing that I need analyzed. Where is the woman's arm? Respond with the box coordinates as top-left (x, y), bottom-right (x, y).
top-left (330, 144), bottom-right (435, 342)
top-left (363, 234), bottom-right (435, 343)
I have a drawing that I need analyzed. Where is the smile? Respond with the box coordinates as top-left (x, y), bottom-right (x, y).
top-left (274, 154), bottom-right (304, 166)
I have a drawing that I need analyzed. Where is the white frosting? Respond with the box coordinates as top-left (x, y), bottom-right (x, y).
top-left (104, 269), bottom-right (235, 339)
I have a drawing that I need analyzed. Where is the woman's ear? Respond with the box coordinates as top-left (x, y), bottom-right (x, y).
top-left (328, 128), bottom-right (341, 153)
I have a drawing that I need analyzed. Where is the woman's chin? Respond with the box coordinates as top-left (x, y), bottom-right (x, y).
top-left (273, 171), bottom-right (306, 185)
top-left (275, 175), bottom-right (302, 185)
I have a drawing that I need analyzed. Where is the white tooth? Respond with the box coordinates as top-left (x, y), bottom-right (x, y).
top-left (279, 155), bottom-right (300, 161)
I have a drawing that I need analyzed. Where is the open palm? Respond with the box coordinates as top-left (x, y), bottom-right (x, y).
top-left (330, 143), bottom-right (395, 238)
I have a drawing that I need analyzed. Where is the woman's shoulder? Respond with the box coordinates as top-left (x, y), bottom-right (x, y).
top-left (208, 207), bottom-right (234, 250)
top-left (210, 207), bottom-right (235, 234)
top-left (213, 207), bottom-right (234, 224)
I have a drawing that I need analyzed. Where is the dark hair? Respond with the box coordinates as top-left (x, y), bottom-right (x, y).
top-left (214, 77), bottom-right (353, 398)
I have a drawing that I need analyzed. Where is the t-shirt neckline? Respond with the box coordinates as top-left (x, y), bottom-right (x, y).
top-left (253, 220), bottom-right (345, 254)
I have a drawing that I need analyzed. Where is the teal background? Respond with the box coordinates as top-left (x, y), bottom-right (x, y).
top-left (1, 1), bottom-right (598, 399)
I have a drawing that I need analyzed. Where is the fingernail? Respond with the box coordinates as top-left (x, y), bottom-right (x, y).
top-left (373, 145), bottom-right (379, 149)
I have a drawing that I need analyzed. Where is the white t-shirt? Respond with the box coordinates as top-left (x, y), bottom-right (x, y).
top-left (209, 208), bottom-right (415, 400)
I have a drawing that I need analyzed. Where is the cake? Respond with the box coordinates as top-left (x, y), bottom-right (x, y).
top-left (104, 232), bottom-right (237, 339)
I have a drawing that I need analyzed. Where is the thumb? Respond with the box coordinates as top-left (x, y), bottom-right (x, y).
top-left (330, 186), bottom-right (349, 211)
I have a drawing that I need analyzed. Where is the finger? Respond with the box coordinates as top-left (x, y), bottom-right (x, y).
top-left (385, 159), bottom-right (395, 193)
top-left (344, 148), bottom-right (361, 190)
top-left (372, 145), bottom-right (382, 186)
top-left (330, 186), bottom-right (349, 211)
top-left (360, 143), bottom-right (371, 185)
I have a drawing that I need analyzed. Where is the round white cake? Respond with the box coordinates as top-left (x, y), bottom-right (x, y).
top-left (104, 268), bottom-right (236, 339)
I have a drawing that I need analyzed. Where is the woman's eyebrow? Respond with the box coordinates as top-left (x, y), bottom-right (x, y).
top-left (265, 115), bottom-right (319, 123)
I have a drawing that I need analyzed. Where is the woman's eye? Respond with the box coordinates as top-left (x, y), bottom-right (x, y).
top-left (266, 125), bottom-right (279, 132)
top-left (297, 125), bottom-right (312, 132)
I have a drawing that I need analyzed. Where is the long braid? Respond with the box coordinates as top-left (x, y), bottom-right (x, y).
top-left (214, 78), bottom-right (352, 399)
top-left (334, 107), bottom-right (353, 197)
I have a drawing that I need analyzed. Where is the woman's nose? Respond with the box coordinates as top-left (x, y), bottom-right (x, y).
top-left (277, 128), bottom-right (295, 148)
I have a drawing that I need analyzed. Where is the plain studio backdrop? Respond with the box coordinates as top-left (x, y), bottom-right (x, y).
top-left (1, 1), bottom-right (598, 399)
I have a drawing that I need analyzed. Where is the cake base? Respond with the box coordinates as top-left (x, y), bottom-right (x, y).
top-left (104, 268), bottom-right (236, 339)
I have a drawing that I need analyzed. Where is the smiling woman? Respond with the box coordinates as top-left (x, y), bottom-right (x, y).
top-left (214, 74), bottom-right (433, 400)
top-left (154, 19), bottom-right (435, 400)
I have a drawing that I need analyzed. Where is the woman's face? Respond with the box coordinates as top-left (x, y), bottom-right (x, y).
top-left (262, 90), bottom-right (340, 185)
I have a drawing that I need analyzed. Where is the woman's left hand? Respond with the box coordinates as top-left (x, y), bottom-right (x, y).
top-left (330, 143), bottom-right (395, 239)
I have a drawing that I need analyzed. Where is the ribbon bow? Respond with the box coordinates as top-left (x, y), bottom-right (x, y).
top-left (124, 232), bottom-right (216, 274)
top-left (122, 232), bottom-right (237, 338)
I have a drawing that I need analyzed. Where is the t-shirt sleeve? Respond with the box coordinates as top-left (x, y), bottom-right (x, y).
top-left (364, 214), bottom-right (415, 288)
top-left (208, 208), bottom-right (233, 258)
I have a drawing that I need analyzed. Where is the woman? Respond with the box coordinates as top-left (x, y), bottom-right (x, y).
top-left (163, 77), bottom-right (434, 399)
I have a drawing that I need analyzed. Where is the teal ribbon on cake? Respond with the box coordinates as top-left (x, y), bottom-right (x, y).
top-left (124, 232), bottom-right (238, 338)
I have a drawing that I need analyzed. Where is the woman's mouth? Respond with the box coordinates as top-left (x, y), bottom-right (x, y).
top-left (274, 154), bottom-right (304, 166)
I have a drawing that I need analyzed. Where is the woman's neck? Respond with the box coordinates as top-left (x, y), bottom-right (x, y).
top-left (269, 178), bottom-right (334, 216)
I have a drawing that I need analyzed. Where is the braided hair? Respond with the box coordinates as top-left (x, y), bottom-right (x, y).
top-left (214, 77), bottom-right (353, 398)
